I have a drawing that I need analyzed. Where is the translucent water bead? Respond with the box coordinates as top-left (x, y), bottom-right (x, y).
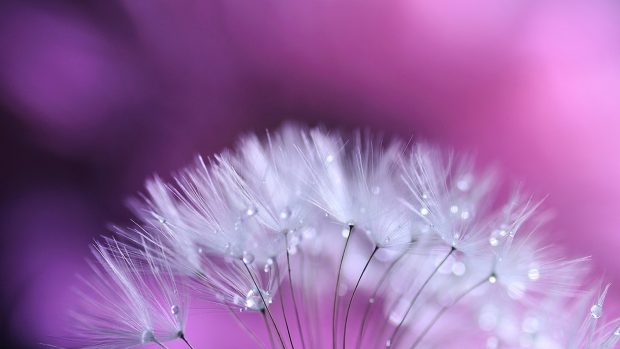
top-left (590, 304), bottom-right (603, 319)
top-left (245, 288), bottom-right (272, 311)
top-left (242, 251), bottom-right (255, 265)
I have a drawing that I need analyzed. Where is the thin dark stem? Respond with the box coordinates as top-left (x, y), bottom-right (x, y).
top-left (355, 248), bottom-right (410, 349)
top-left (153, 340), bottom-right (169, 349)
top-left (386, 246), bottom-right (455, 348)
top-left (179, 333), bottom-right (195, 349)
top-left (275, 262), bottom-right (295, 349)
top-left (342, 246), bottom-right (379, 349)
top-left (287, 248), bottom-right (307, 349)
top-left (409, 275), bottom-right (491, 349)
top-left (262, 310), bottom-right (278, 349)
top-left (332, 224), bottom-right (354, 349)
top-left (243, 262), bottom-right (287, 349)
top-left (226, 305), bottom-right (267, 349)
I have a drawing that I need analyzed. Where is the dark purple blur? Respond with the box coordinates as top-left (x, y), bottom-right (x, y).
top-left (2, 0), bottom-right (620, 348)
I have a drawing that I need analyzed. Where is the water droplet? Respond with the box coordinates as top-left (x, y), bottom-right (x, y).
top-left (242, 251), bottom-right (255, 265)
top-left (279, 208), bottom-right (291, 220)
top-left (460, 211), bottom-right (470, 220)
top-left (590, 304), bottom-right (603, 319)
top-left (457, 176), bottom-right (472, 191)
top-left (342, 227), bottom-right (351, 238)
top-left (385, 339), bottom-right (392, 347)
top-left (325, 154), bottom-right (334, 163)
top-left (614, 326), bottom-right (620, 336)
top-left (264, 258), bottom-right (274, 273)
top-left (158, 218), bottom-right (167, 224)
top-left (245, 288), bottom-right (272, 311)
top-left (527, 268), bottom-right (540, 281)
top-left (246, 207), bottom-right (257, 216)
top-left (450, 205), bottom-right (459, 214)
top-left (369, 297), bottom-right (375, 304)
top-left (371, 186), bottom-right (381, 195)
top-left (489, 236), bottom-right (499, 247)
top-left (171, 304), bottom-right (180, 315)
top-left (420, 207), bottom-right (429, 216)
top-left (452, 261), bottom-right (466, 276)
top-left (488, 275), bottom-right (497, 284)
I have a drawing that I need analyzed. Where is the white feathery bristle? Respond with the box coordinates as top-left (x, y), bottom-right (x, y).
top-left (70, 238), bottom-right (187, 348)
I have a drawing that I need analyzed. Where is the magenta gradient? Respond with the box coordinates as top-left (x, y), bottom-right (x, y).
top-left (1, 0), bottom-right (620, 348)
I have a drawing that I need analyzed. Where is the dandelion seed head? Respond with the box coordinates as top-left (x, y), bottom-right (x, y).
top-left (62, 124), bottom-right (620, 349)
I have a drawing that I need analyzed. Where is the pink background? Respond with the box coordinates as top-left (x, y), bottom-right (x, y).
top-left (1, 0), bottom-right (619, 347)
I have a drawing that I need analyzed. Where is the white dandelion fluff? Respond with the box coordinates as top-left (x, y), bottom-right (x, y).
top-left (69, 238), bottom-right (189, 349)
top-left (63, 123), bottom-right (620, 349)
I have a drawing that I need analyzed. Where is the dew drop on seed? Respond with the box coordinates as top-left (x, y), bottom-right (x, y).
top-left (452, 261), bottom-right (466, 276)
top-left (264, 258), bottom-right (274, 273)
top-left (171, 304), bottom-right (180, 315)
top-left (342, 227), bottom-right (351, 238)
top-left (457, 176), bottom-right (472, 191)
top-left (590, 304), bottom-right (603, 319)
top-left (279, 208), bottom-right (291, 219)
top-left (245, 288), bottom-right (272, 311)
top-left (527, 268), bottom-right (540, 281)
top-left (488, 275), bottom-right (497, 284)
top-left (242, 251), bottom-right (255, 265)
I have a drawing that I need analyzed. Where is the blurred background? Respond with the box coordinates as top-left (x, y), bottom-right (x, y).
top-left (1, 0), bottom-right (620, 347)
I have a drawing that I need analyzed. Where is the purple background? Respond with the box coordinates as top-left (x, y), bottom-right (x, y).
top-left (2, 0), bottom-right (620, 347)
